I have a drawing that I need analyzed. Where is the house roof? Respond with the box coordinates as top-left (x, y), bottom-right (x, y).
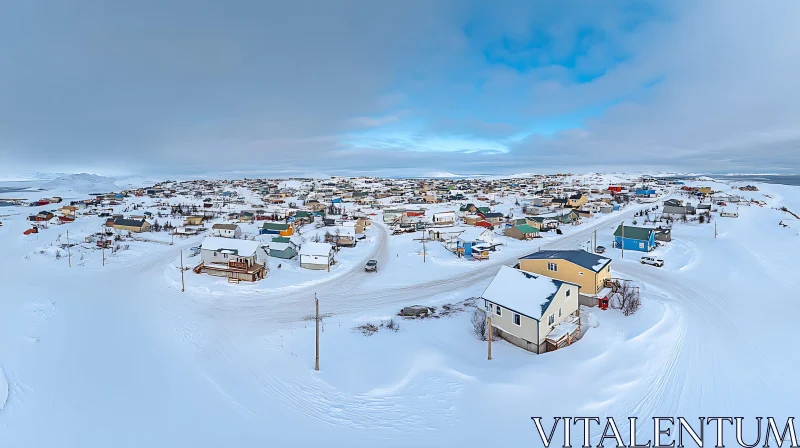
top-left (262, 222), bottom-right (289, 230)
top-left (299, 242), bottom-right (333, 257)
top-left (613, 225), bottom-right (655, 241)
top-left (268, 242), bottom-right (294, 252)
top-left (114, 218), bottom-right (147, 228)
top-left (200, 236), bottom-right (260, 257)
top-left (212, 223), bottom-right (239, 230)
top-left (513, 224), bottom-right (540, 234)
top-left (482, 212), bottom-right (504, 218)
top-left (481, 266), bottom-right (562, 320)
top-left (520, 249), bottom-right (610, 272)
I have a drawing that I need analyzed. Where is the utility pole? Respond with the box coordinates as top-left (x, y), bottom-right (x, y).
top-left (621, 221), bottom-right (625, 259)
top-left (423, 229), bottom-right (426, 263)
top-left (414, 229), bottom-right (428, 263)
top-left (180, 249), bottom-right (185, 292)
top-left (315, 293), bottom-right (320, 371)
top-left (593, 229), bottom-right (597, 253)
top-left (715, 221), bottom-right (717, 239)
top-left (102, 241), bottom-right (106, 266)
top-left (487, 312), bottom-right (493, 360)
top-left (66, 229), bottom-right (71, 267)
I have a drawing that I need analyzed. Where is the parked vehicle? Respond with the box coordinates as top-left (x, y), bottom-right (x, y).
top-left (641, 256), bottom-right (664, 267)
top-left (595, 245), bottom-right (606, 254)
top-left (364, 259), bottom-right (378, 272)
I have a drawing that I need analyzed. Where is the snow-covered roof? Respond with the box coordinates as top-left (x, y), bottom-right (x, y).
top-left (481, 266), bottom-right (561, 320)
top-left (299, 242), bottom-right (333, 256)
top-left (268, 242), bottom-right (291, 251)
top-left (546, 321), bottom-right (579, 342)
top-left (200, 236), bottom-right (260, 257)
top-left (458, 227), bottom-right (491, 242)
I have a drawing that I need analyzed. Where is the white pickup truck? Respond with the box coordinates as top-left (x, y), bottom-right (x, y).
top-left (641, 256), bottom-right (664, 267)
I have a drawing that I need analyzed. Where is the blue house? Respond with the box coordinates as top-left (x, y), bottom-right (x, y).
top-left (635, 189), bottom-right (656, 197)
top-left (613, 225), bottom-right (656, 252)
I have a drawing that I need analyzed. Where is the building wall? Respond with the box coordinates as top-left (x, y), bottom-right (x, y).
top-left (213, 228), bottom-right (240, 238)
top-left (113, 224), bottom-right (150, 233)
top-left (518, 259), bottom-right (609, 295)
top-left (300, 254), bottom-right (330, 269)
top-left (484, 282), bottom-right (579, 351)
top-left (485, 300), bottom-right (539, 345)
top-left (614, 236), bottom-right (653, 251)
top-left (537, 283), bottom-right (580, 343)
top-left (503, 227), bottom-right (523, 240)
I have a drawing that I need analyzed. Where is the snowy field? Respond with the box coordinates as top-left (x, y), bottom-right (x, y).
top-left (0, 175), bottom-right (798, 447)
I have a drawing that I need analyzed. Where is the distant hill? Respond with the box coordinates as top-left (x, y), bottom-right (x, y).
top-left (43, 173), bottom-right (121, 194)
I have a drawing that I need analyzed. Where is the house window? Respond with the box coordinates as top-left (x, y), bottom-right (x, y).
top-left (547, 262), bottom-right (558, 272)
top-left (513, 314), bottom-right (521, 326)
top-left (559, 308), bottom-right (562, 317)
top-left (496, 306), bottom-right (502, 316)
top-left (578, 272), bottom-right (584, 276)
top-left (548, 314), bottom-right (555, 325)
top-left (566, 289), bottom-right (571, 297)
top-left (639, 242), bottom-right (645, 249)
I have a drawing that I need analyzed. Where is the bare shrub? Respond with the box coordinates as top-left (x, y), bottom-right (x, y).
top-left (622, 292), bottom-right (642, 316)
top-left (382, 319), bottom-right (399, 332)
top-left (610, 280), bottom-right (641, 316)
top-left (471, 309), bottom-right (489, 341)
top-left (355, 323), bottom-right (379, 336)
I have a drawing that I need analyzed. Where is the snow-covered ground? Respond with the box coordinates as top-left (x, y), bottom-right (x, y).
top-left (0, 174), bottom-right (798, 446)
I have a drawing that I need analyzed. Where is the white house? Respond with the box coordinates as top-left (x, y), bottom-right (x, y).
top-left (427, 226), bottom-right (465, 242)
top-left (432, 211), bottom-right (457, 226)
top-left (197, 236), bottom-right (268, 282)
top-left (211, 223), bottom-right (241, 238)
top-left (299, 242), bottom-right (335, 270)
top-left (481, 266), bottom-right (580, 353)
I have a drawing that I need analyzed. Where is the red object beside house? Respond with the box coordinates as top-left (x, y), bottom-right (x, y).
top-left (58, 216), bottom-right (75, 223)
top-left (474, 220), bottom-right (493, 228)
top-left (23, 227), bottom-right (38, 235)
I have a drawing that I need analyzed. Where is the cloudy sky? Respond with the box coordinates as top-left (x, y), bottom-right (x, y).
top-left (1, 0), bottom-right (799, 177)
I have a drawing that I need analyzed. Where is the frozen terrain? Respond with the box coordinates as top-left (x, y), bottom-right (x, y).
top-left (0, 174), bottom-right (797, 447)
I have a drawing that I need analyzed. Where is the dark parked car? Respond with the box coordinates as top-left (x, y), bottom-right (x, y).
top-left (595, 246), bottom-right (606, 254)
